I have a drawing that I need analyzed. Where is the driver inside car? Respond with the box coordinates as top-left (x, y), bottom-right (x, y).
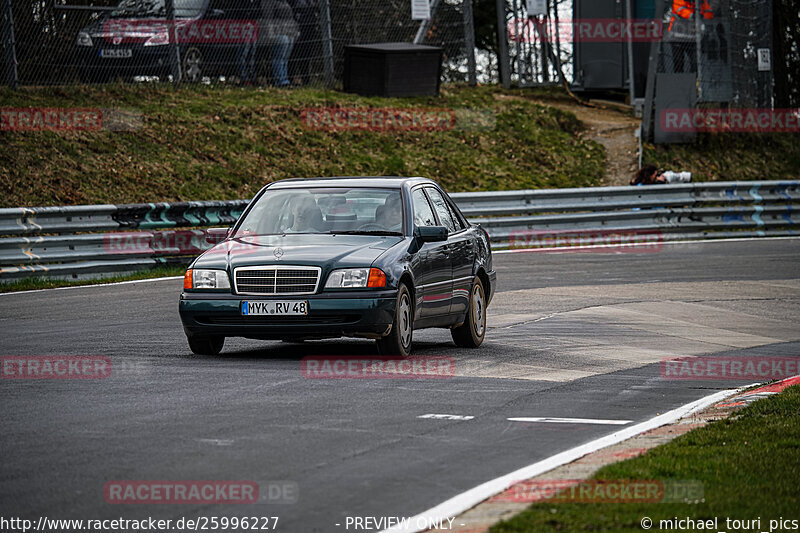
top-left (374, 194), bottom-right (402, 230)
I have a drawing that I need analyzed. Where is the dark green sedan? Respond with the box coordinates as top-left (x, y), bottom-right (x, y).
top-left (178, 177), bottom-right (496, 356)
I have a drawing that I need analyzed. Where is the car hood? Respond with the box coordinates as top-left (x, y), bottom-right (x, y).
top-left (192, 233), bottom-right (405, 272)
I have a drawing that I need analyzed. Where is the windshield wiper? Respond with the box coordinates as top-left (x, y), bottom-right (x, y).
top-left (328, 230), bottom-right (403, 236)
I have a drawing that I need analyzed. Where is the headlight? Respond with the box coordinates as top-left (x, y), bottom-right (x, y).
top-left (76, 32), bottom-right (93, 47)
top-left (325, 268), bottom-right (386, 289)
top-left (184, 269), bottom-right (231, 290)
top-left (144, 31), bottom-right (169, 46)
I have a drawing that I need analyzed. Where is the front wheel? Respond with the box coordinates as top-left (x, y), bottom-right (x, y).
top-left (187, 334), bottom-right (224, 355)
top-left (376, 283), bottom-right (413, 357)
top-left (451, 277), bottom-right (486, 348)
top-left (182, 47), bottom-right (204, 83)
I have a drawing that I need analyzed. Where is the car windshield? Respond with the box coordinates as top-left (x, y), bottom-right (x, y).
top-left (233, 187), bottom-right (404, 237)
top-left (109, 0), bottom-right (205, 18)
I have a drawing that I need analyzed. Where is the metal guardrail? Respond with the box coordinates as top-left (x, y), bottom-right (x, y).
top-left (0, 181), bottom-right (797, 281)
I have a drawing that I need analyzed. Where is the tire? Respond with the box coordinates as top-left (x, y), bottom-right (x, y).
top-left (182, 47), bottom-right (204, 83)
top-left (451, 277), bottom-right (486, 348)
top-left (187, 334), bottom-right (224, 355)
top-left (376, 283), bottom-right (413, 357)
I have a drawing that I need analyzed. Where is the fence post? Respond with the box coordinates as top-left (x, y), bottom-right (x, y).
top-left (166, 0), bottom-right (181, 86)
top-left (625, 0), bottom-right (635, 104)
top-left (319, 0), bottom-right (334, 86)
top-left (642, 0), bottom-right (666, 141)
top-left (496, 0), bottom-right (510, 88)
top-left (1, 0), bottom-right (19, 89)
top-left (463, 0), bottom-right (477, 85)
top-left (694, 0), bottom-right (702, 102)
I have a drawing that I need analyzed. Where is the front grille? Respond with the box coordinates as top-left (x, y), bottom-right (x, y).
top-left (234, 266), bottom-right (320, 295)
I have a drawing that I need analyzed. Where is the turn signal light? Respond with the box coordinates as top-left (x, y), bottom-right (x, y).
top-left (367, 268), bottom-right (387, 288)
top-left (183, 269), bottom-right (193, 290)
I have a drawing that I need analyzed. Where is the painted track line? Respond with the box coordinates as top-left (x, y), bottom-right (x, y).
top-left (0, 276), bottom-right (183, 296)
top-left (507, 417), bottom-right (632, 425)
top-left (381, 385), bottom-right (754, 533)
top-left (493, 235), bottom-right (800, 255)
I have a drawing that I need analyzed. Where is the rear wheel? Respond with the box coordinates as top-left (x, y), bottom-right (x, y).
top-left (187, 334), bottom-right (224, 355)
top-left (451, 277), bottom-right (486, 348)
top-left (376, 283), bottom-right (413, 357)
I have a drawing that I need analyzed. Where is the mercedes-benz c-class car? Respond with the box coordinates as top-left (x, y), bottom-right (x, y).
top-left (178, 177), bottom-right (496, 356)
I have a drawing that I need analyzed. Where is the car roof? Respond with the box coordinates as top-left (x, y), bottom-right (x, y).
top-left (267, 176), bottom-right (437, 190)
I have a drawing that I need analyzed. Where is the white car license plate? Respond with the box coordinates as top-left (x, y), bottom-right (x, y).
top-left (100, 49), bottom-right (132, 58)
top-left (241, 301), bottom-right (308, 316)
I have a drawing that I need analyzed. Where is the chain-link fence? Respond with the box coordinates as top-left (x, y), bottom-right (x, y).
top-left (642, 0), bottom-right (778, 142)
top-left (655, 0), bottom-right (773, 107)
top-left (0, 0), bottom-right (476, 87)
top-left (501, 0), bottom-right (572, 87)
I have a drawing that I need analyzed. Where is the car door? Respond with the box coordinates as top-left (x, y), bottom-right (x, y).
top-left (425, 187), bottom-right (472, 317)
top-left (410, 187), bottom-right (453, 318)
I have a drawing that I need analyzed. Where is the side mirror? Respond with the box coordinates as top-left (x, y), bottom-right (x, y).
top-left (415, 226), bottom-right (448, 243)
top-left (205, 227), bottom-right (230, 245)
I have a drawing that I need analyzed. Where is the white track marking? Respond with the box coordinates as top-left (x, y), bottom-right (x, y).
top-left (0, 276), bottom-right (183, 296)
top-left (418, 414), bottom-right (475, 421)
top-left (507, 417), bottom-right (632, 425)
top-left (381, 385), bottom-right (756, 533)
top-left (493, 235), bottom-right (800, 255)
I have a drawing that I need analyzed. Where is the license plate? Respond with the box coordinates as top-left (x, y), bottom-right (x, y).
top-left (100, 49), bottom-right (132, 58)
top-left (241, 301), bottom-right (308, 316)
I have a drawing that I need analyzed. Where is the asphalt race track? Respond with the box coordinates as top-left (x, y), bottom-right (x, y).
top-left (2, 239), bottom-right (799, 532)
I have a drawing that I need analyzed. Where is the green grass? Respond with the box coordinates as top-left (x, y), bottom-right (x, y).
top-left (643, 133), bottom-right (800, 182)
top-left (0, 84), bottom-right (606, 207)
top-left (2, 84), bottom-right (796, 207)
top-left (490, 385), bottom-right (800, 532)
top-left (0, 265), bottom-right (186, 293)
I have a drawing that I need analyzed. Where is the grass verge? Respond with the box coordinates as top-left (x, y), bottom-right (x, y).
top-left (490, 384), bottom-right (800, 532)
top-left (0, 84), bottom-right (605, 207)
top-left (0, 265), bottom-right (186, 293)
top-left (643, 133), bottom-right (800, 183)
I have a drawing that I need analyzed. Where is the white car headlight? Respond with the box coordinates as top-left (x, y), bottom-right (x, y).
top-left (325, 268), bottom-right (386, 289)
top-left (143, 31), bottom-right (169, 46)
top-left (326, 268), bottom-right (369, 288)
top-left (187, 269), bottom-right (231, 290)
top-left (77, 32), bottom-right (93, 47)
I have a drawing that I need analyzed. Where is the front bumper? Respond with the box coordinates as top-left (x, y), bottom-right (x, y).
top-left (179, 290), bottom-right (397, 340)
